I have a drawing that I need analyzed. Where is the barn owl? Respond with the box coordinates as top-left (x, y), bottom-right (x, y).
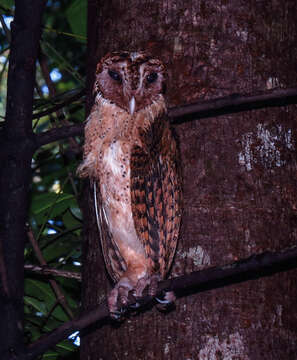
top-left (77, 51), bottom-right (182, 317)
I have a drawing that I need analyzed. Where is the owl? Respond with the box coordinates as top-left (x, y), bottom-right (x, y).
top-left (77, 51), bottom-right (182, 317)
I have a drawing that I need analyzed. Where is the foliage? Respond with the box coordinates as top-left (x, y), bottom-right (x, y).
top-left (1, 0), bottom-right (86, 358)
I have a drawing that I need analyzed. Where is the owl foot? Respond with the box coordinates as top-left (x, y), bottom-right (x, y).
top-left (108, 278), bottom-right (134, 319)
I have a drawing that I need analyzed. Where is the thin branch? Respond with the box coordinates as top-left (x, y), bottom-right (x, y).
top-left (32, 89), bottom-right (85, 119)
top-left (40, 225), bottom-right (82, 251)
top-left (38, 51), bottom-right (81, 154)
top-left (27, 228), bottom-right (75, 319)
top-left (13, 245), bottom-right (297, 360)
top-left (34, 85), bottom-right (297, 148)
top-left (24, 264), bottom-right (81, 281)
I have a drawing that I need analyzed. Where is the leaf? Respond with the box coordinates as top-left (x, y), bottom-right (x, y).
top-left (31, 193), bottom-right (74, 215)
top-left (51, 304), bottom-right (69, 322)
top-left (25, 279), bottom-right (55, 303)
top-left (56, 340), bottom-right (77, 352)
top-left (65, 0), bottom-right (87, 43)
top-left (42, 350), bottom-right (59, 359)
top-left (63, 209), bottom-right (81, 228)
top-left (30, 193), bottom-right (76, 226)
top-left (42, 236), bottom-right (79, 263)
top-left (70, 206), bottom-right (82, 221)
top-left (0, 0), bottom-right (14, 9)
top-left (24, 296), bottom-right (47, 315)
top-left (25, 280), bottom-right (72, 322)
top-left (41, 41), bottom-right (84, 84)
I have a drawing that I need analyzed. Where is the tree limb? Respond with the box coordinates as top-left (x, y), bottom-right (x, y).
top-left (169, 85), bottom-right (297, 122)
top-left (27, 228), bottom-right (75, 319)
top-left (12, 245), bottom-right (297, 360)
top-left (36, 123), bottom-right (85, 147)
top-left (34, 85), bottom-right (297, 148)
top-left (32, 89), bottom-right (85, 120)
top-left (24, 264), bottom-right (81, 281)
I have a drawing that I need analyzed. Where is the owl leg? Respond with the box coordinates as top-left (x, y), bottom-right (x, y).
top-left (134, 277), bottom-right (150, 297)
top-left (108, 277), bottom-right (134, 318)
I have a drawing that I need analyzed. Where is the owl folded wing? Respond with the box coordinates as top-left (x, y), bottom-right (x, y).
top-left (93, 181), bottom-right (127, 283)
top-left (130, 135), bottom-right (181, 278)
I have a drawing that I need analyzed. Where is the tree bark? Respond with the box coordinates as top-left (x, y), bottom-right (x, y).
top-left (82, 1), bottom-right (297, 359)
top-left (0, 1), bottom-right (46, 358)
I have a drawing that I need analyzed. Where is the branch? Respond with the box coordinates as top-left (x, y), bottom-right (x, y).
top-left (34, 85), bottom-right (297, 147)
top-left (27, 228), bottom-right (75, 319)
top-left (36, 123), bottom-right (84, 147)
top-left (32, 89), bottom-right (85, 120)
top-left (169, 86), bottom-right (297, 122)
top-left (24, 264), bottom-right (81, 281)
top-left (13, 245), bottom-right (297, 360)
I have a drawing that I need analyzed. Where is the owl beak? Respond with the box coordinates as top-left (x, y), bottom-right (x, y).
top-left (129, 96), bottom-right (136, 115)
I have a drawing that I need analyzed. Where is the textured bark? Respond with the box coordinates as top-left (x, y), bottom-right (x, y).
top-left (0, 1), bottom-right (46, 358)
top-left (82, 1), bottom-right (297, 359)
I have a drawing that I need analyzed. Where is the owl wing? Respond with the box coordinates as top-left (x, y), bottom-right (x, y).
top-left (130, 122), bottom-right (182, 278)
top-left (93, 181), bottom-right (127, 283)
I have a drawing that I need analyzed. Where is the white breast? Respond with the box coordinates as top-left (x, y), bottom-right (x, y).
top-left (100, 140), bottom-right (146, 264)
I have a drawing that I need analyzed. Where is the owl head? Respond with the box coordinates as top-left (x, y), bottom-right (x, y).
top-left (94, 51), bottom-right (166, 115)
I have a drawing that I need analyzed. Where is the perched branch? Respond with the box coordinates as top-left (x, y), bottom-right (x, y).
top-left (24, 264), bottom-right (81, 281)
top-left (13, 245), bottom-right (297, 360)
top-left (34, 85), bottom-right (297, 148)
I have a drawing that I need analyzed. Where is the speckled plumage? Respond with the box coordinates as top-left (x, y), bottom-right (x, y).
top-left (77, 51), bottom-right (182, 315)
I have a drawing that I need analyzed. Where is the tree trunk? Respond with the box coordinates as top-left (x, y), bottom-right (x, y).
top-left (81, 1), bottom-right (297, 358)
top-left (0, 1), bottom-right (46, 358)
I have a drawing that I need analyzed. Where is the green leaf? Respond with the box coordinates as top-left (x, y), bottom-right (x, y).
top-left (25, 280), bottom-right (71, 322)
top-left (42, 350), bottom-right (59, 359)
top-left (24, 296), bottom-right (47, 315)
top-left (70, 206), bottom-right (82, 221)
top-left (31, 193), bottom-right (74, 215)
top-left (51, 304), bottom-right (69, 322)
top-left (25, 279), bottom-right (55, 303)
top-left (63, 209), bottom-right (81, 228)
top-left (0, 0), bottom-right (14, 9)
top-left (56, 340), bottom-right (76, 352)
top-left (41, 41), bottom-right (84, 84)
top-left (42, 236), bottom-right (79, 263)
top-left (30, 192), bottom-right (76, 226)
top-left (66, 0), bottom-right (87, 43)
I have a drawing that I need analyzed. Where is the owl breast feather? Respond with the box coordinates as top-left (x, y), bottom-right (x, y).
top-left (99, 139), bottom-right (148, 275)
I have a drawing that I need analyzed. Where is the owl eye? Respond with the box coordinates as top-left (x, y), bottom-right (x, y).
top-left (108, 70), bottom-right (122, 82)
top-left (146, 72), bottom-right (158, 83)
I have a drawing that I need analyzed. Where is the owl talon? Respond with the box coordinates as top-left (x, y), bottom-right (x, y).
top-left (118, 285), bottom-right (130, 306)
